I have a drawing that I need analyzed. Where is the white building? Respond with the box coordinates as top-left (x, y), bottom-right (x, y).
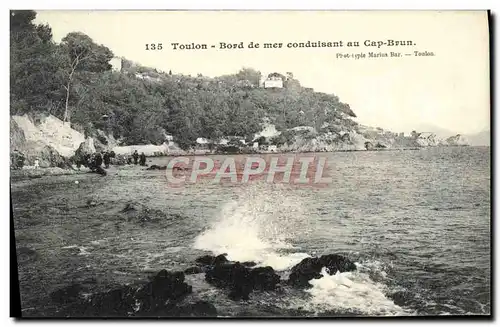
top-left (259, 74), bottom-right (284, 88)
top-left (264, 78), bottom-right (283, 88)
top-left (196, 137), bottom-right (209, 144)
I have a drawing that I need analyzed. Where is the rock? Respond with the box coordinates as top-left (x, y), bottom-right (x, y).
top-left (72, 139), bottom-right (108, 175)
top-left (146, 165), bottom-right (167, 170)
top-left (10, 118), bottom-right (26, 151)
top-left (205, 262), bottom-right (253, 301)
top-left (142, 270), bottom-right (192, 303)
top-left (287, 254), bottom-right (356, 288)
top-left (75, 138), bottom-right (96, 158)
top-left (241, 261), bottom-right (257, 267)
top-left (86, 285), bottom-right (137, 316)
top-left (195, 254), bottom-right (228, 266)
top-left (122, 202), bottom-right (142, 212)
top-left (444, 134), bottom-right (469, 146)
top-left (120, 202), bottom-right (162, 224)
top-left (78, 270), bottom-right (193, 317)
top-left (250, 266), bottom-right (281, 291)
top-left (86, 199), bottom-right (98, 207)
top-left (195, 254), bottom-right (281, 300)
top-left (390, 290), bottom-right (412, 307)
top-left (42, 145), bottom-right (73, 169)
top-left (17, 246), bottom-right (38, 263)
top-left (50, 283), bottom-right (86, 304)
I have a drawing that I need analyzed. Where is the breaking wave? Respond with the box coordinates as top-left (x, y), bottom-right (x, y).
top-left (193, 184), bottom-right (310, 270)
top-left (193, 183), bottom-right (407, 314)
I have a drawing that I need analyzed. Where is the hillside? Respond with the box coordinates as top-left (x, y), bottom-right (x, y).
top-left (10, 11), bottom-right (359, 152)
top-left (466, 130), bottom-right (490, 146)
top-left (10, 10), bottom-right (472, 168)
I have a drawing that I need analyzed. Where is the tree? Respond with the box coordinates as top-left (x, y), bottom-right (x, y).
top-left (236, 67), bottom-right (261, 86)
top-left (10, 10), bottom-right (66, 115)
top-left (59, 32), bottom-right (113, 122)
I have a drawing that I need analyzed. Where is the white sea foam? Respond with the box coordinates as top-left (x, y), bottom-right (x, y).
top-left (193, 185), bottom-right (310, 270)
top-left (302, 267), bottom-right (410, 316)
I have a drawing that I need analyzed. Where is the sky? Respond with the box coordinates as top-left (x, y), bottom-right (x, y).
top-left (34, 10), bottom-right (490, 135)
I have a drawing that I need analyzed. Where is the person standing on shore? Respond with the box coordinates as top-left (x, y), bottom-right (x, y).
top-left (139, 152), bottom-right (146, 166)
top-left (103, 152), bottom-right (111, 168)
top-left (133, 150), bottom-right (139, 165)
top-left (95, 153), bottom-right (103, 167)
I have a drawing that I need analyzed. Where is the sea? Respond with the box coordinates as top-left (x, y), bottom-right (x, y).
top-left (11, 146), bottom-right (491, 317)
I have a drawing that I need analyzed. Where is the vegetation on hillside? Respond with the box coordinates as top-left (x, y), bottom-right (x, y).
top-left (10, 10), bottom-right (358, 150)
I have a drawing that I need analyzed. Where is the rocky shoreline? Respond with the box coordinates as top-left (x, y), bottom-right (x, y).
top-left (49, 253), bottom-right (357, 317)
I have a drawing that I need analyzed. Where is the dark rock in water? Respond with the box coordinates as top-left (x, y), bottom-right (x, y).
top-left (86, 199), bottom-right (98, 207)
top-left (390, 290), bottom-right (412, 307)
top-left (184, 266), bottom-right (204, 275)
top-left (170, 301), bottom-right (218, 317)
top-left (241, 261), bottom-right (257, 267)
top-left (320, 254), bottom-right (357, 273)
top-left (204, 261), bottom-right (280, 301)
top-left (287, 254), bottom-right (356, 288)
top-left (55, 269), bottom-right (217, 317)
top-left (122, 202), bottom-right (141, 212)
top-left (87, 285), bottom-right (137, 316)
top-left (76, 269), bottom-right (193, 317)
top-left (120, 202), bottom-right (162, 224)
top-left (136, 270), bottom-right (192, 312)
top-left (17, 246), bottom-right (38, 263)
top-left (194, 254), bottom-right (281, 300)
top-left (195, 254), bottom-right (228, 266)
top-left (50, 283), bottom-right (86, 304)
top-left (206, 262), bottom-right (253, 301)
top-left (146, 165), bottom-right (167, 170)
top-left (250, 266), bottom-right (281, 291)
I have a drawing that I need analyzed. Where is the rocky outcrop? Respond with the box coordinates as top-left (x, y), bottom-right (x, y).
top-left (11, 117), bottom-right (73, 168)
top-left (10, 118), bottom-right (25, 151)
top-left (73, 138), bottom-right (96, 161)
top-left (11, 114), bottom-right (85, 157)
top-left (443, 134), bottom-right (469, 146)
top-left (119, 202), bottom-right (164, 224)
top-left (195, 254), bottom-right (229, 266)
top-left (287, 254), bottom-right (357, 288)
top-left (46, 252), bottom-right (359, 317)
top-left (52, 269), bottom-right (205, 317)
top-left (195, 254), bottom-right (281, 301)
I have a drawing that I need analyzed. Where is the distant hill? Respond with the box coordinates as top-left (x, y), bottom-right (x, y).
top-left (466, 130), bottom-right (490, 146)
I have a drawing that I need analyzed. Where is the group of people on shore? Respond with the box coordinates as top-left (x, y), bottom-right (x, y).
top-left (11, 148), bottom-right (149, 173)
top-left (84, 150), bottom-right (147, 172)
top-left (129, 150), bottom-right (147, 166)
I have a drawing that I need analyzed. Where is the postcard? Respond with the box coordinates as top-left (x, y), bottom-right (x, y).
top-left (10, 10), bottom-right (491, 318)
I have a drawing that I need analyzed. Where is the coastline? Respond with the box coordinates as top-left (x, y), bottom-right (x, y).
top-left (10, 146), bottom-right (482, 179)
